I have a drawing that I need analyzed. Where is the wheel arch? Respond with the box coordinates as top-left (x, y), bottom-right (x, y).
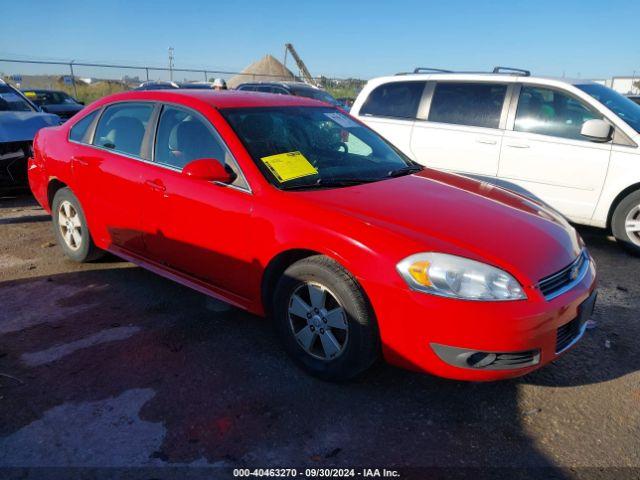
top-left (261, 249), bottom-right (322, 316)
top-left (607, 182), bottom-right (640, 230)
top-left (47, 178), bottom-right (68, 210)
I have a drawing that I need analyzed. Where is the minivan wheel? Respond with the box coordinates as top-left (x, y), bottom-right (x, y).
top-left (612, 190), bottom-right (640, 256)
top-left (51, 188), bottom-right (103, 262)
top-left (273, 255), bottom-right (380, 381)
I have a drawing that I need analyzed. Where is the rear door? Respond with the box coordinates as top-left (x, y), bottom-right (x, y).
top-left (356, 81), bottom-right (425, 157)
top-left (498, 85), bottom-right (612, 221)
top-left (71, 102), bottom-right (156, 253)
top-left (140, 104), bottom-right (255, 300)
top-left (410, 81), bottom-right (510, 176)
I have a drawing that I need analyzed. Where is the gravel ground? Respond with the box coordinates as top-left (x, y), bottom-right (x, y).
top-left (0, 194), bottom-right (638, 480)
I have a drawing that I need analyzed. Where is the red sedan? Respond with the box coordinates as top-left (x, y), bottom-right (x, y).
top-left (28, 90), bottom-right (596, 381)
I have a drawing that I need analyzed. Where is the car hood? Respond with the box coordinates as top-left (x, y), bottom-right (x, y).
top-left (296, 169), bottom-right (582, 283)
top-left (0, 111), bottom-right (60, 143)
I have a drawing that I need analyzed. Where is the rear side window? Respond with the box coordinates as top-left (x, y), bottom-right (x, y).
top-left (93, 103), bottom-right (154, 157)
top-left (69, 110), bottom-right (99, 143)
top-left (428, 82), bottom-right (507, 129)
top-left (514, 86), bottom-right (602, 140)
top-left (360, 81), bottom-right (425, 119)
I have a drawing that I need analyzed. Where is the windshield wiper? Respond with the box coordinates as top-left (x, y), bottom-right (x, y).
top-left (386, 165), bottom-right (424, 178)
top-left (282, 177), bottom-right (381, 191)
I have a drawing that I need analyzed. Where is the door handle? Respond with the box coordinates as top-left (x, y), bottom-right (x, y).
top-left (476, 138), bottom-right (497, 145)
top-left (145, 180), bottom-right (166, 192)
top-left (72, 156), bottom-right (90, 166)
top-left (505, 143), bottom-right (530, 149)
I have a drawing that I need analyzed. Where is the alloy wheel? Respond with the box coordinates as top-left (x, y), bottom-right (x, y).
top-left (287, 282), bottom-right (349, 361)
top-left (625, 205), bottom-right (640, 247)
top-left (58, 200), bottom-right (83, 251)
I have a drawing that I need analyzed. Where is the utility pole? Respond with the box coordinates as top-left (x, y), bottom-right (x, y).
top-left (168, 47), bottom-right (175, 81)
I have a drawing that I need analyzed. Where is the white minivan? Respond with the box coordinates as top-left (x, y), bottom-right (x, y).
top-left (351, 67), bottom-right (640, 254)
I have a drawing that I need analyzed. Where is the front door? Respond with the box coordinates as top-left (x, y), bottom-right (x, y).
top-left (141, 104), bottom-right (255, 300)
top-left (498, 85), bottom-right (612, 222)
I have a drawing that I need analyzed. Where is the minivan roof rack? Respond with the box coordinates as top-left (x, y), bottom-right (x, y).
top-left (492, 66), bottom-right (531, 76)
top-left (413, 67), bottom-right (453, 74)
top-left (398, 66), bottom-right (531, 77)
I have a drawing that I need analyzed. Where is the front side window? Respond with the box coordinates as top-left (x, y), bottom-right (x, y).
top-left (154, 105), bottom-right (248, 188)
top-left (69, 110), bottom-right (99, 143)
top-left (93, 103), bottom-right (154, 157)
top-left (221, 106), bottom-right (419, 190)
top-left (360, 81), bottom-right (425, 119)
top-left (428, 82), bottom-right (507, 129)
top-left (514, 86), bottom-right (602, 140)
top-left (576, 83), bottom-right (640, 133)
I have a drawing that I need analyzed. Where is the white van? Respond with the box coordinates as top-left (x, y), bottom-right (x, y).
top-left (351, 67), bottom-right (640, 254)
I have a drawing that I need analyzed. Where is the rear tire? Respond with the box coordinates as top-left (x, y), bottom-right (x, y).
top-left (273, 255), bottom-right (380, 381)
top-left (612, 190), bottom-right (640, 256)
top-left (51, 188), bottom-right (104, 262)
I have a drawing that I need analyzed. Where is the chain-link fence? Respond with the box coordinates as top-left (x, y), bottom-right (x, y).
top-left (0, 58), bottom-right (366, 105)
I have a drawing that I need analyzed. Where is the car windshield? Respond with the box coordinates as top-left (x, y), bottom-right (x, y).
top-left (221, 106), bottom-right (419, 190)
top-left (576, 83), bottom-right (640, 133)
top-left (0, 85), bottom-right (35, 112)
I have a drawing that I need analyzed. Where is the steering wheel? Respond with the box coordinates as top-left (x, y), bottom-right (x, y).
top-left (337, 142), bottom-right (349, 153)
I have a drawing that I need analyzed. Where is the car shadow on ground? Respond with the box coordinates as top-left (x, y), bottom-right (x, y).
top-left (0, 206), bottom-right (637, 477)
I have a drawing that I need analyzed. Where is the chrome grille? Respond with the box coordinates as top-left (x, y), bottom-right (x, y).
top-left (538, 251), bottom-right (588, 300)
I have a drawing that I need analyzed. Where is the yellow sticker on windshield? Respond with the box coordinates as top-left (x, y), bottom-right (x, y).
top-left (24, 91), bottom-right (36, 97)
top-left (260, 151), bottom-right (318, 183)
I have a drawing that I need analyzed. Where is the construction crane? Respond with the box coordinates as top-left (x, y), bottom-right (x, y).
top-left (284, 43), bottom-right (319, 87)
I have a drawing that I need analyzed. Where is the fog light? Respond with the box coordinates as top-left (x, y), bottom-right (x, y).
top-left (466, 352), bottom-right (497, 368)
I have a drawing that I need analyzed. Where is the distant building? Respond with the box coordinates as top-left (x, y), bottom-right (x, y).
top-left (601, 76), bottom-right (639, 95)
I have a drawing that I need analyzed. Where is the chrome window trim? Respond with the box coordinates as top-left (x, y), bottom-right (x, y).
top-left (68, 100), bottom-right (252, 195)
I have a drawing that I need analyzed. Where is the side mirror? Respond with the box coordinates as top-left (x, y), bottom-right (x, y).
top-left (182, 158), bottom-right (234, 184)
top-left (580, 119), bottom-right (612, 142)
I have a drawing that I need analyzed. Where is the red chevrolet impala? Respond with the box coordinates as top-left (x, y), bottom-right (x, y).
top-left (28, 90), bottom-right (596, 381)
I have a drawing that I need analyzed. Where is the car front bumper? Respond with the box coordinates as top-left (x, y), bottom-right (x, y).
top-left (364, 256), bottom-right (597, 381)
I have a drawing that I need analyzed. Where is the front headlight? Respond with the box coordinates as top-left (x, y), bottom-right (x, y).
top-left (397, 253), bottom-right (526, 301)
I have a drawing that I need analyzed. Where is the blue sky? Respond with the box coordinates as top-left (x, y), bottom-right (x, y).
top-left (0, 0), bottom-right (638, 80)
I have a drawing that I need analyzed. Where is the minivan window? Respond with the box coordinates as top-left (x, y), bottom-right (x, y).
top-left (428, 82), bottom-right (507, 129)
top-left (576, 83), bottom-right (640, 133)
top-left (69, 110), bottom-right (99, 143)
top-left (515, 86), bottom-right (601, 140)
top-left (360, 81), bottom-right (424, 119)
top-left (93, 103), bottom-right (154, 157)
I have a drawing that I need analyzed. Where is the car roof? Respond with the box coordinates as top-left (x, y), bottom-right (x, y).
top-left (96, 89), bottom-right (329, 109)
top-left (368, 72), bottom-right (597, 87)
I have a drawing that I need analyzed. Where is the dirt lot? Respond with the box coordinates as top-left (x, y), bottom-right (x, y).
top-left (0, 194), bottom-right (638, 479)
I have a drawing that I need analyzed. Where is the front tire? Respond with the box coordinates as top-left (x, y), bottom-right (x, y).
top-left (273, 255), bottom-right (380, 381)
top-left (612, 190), bottom-right (640, 256)
top-left (51, 188), bottom-right (103, 262)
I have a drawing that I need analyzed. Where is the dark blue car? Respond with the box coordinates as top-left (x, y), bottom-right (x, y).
top-left (0, 81), bottom-right (60, 188)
